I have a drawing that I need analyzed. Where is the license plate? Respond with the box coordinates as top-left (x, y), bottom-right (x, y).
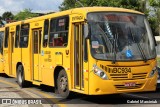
top-left (125, 82), bottom-right (136, 87)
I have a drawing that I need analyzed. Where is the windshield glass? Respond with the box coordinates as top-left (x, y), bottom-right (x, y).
top-left (88, 12), bottom-right (156, 61)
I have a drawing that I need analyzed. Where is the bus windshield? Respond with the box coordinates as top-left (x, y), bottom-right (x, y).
top-left (87, 12), bottom-right (156, 61)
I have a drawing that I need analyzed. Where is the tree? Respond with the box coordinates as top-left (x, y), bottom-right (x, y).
top-left (149, 0), bottom-right (160, 35)
top-left (2, 11), bottom-right (14, 20)
top-left (59, 0), bottom-right (147, 13)
top-left (156, 9), bottom-right (160, 35)
top-left (14, 9), bottom-right (38, 21)
top-left (0, 16), bottom-right (4, 26)
top-left (59, 0), bottom-right (76, 11)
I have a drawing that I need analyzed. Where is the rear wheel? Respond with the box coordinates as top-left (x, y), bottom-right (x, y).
top-left (17, 65), bottom-right (26, 88)
top-left (57, 69), bottom-right (70, 98)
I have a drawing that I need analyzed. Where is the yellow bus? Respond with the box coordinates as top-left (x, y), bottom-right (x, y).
top-left (0, 27), bottom-right (4, 73)
top-left (2, 7), bottom-right (158, 98)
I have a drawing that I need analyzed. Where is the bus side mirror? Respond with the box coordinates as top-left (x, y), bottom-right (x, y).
top-left (84, 24), bottom-right (89, 38)
top-left (154, 37), bottom-right (157, 46)
top-left (154, 36), bottom-right (157, 46)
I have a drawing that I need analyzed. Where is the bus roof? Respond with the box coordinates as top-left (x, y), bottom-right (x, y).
top-left (71, 7), bottom-right (144, 15)
top-left (5, 7), bottom-right (144, 26)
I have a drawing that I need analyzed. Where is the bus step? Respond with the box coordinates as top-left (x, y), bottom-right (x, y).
top-left (32, 81), bottom-right (41, 86)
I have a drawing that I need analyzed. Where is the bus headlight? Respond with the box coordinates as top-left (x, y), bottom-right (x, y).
top-left (149, 67), bottom-right (157, 78)
top-left (93, 64), bottom-right (108, 80)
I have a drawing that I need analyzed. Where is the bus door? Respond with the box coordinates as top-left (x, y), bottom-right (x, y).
top-left (9, 32), bottom-right (14, 75)
top-left (32, 29), bottom-right (42, 81)
top-left (73, 23), bottom-right (88, 91)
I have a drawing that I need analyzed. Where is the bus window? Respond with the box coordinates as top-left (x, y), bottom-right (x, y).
top-left (0, 31), bottom-right (4, 54)
top-left (4, 27), bottom-right (9, 48)
top-left (49, 16), bottom-right (69, 47)
top-left (15, 25), bottom-right (20, 48)
top-left (43, 19), bottom-right (49, 48)
top-left (20, 24), bottom-right (29, 48)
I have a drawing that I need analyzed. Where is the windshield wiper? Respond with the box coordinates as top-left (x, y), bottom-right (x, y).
top-left (128, 27), bottom-right (147, 62)
top-left (95, 22), bottom-right (116, 64)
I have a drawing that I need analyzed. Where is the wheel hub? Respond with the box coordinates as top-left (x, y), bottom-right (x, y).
top-left (59, 76), bottom-right (67, 91)
top-left (18, 71), bottom-right (22, 83)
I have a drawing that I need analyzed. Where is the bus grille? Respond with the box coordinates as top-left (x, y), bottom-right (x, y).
top-left (110, 73), bottom-right (147, 80)
top-left (115, 83), bottom-right (143, 90)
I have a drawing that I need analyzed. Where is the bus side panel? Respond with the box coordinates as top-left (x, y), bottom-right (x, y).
top-left (0, 29), bottom-right (4, 73)
top-left (13, 48), bottom-right (21, 77)
top-left (0, 54), bottom-right (4, 73)
top-left (3, 48), bottom-right (9, 75)
top-left (41, 47), bottom-right (54, 86)
top-left (22, 48), bottom-right (31, 81)
top-left (10, 26), bottom-right (17, 77)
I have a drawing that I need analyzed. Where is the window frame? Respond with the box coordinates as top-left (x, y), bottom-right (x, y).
top-left (43, 19), bottom-right (49, 48)
top-left (15, 25), bottom-right (20, 48)
top-left (0, 31), bottom-right (4, 54)
top-left (19, 23), bottom-right (30, 48)
top-left (49, 16), bottom-right (69, 48)
top-left (4, 27), bottom-right (9, 48)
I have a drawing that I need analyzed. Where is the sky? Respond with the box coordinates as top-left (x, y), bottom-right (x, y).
top-left (0, 0), bottom-right (64, 16)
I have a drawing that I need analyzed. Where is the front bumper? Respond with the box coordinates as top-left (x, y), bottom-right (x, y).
top-left (89, 73), bottom-right (157, 95)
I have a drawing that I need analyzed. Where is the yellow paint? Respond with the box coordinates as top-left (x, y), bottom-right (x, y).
top-left (9, 26), bottom-right (16, 32)
top-left (0, 27), bottom-right (4, 73)
top-left (55, 52), bottom-right (63, 65)
top-left (0, 54), bottom-right (4, 73)
top-left (32, 81), bottom-right (41, 86)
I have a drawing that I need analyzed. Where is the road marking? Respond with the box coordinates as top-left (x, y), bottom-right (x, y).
top-left (27, 88), bottom-right (66, 107)
top-left (0, 79), bottom-right (18, 87)
top-left (0, 79), bottom-right (66, 107)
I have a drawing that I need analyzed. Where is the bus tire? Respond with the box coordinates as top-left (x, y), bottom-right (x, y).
top-left (57, 69), bottom-right (70, 98)
top-left (17, 65), bottom-right (26, 88)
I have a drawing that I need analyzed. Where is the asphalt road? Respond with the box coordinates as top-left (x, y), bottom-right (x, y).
top-left (0, 73), bottom-right (160, 107)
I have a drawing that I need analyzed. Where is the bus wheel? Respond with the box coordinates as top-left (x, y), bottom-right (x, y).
top-left (17, 65), bottom-right (25, 88)
top-left (57, 69), bottom-right (70, 98)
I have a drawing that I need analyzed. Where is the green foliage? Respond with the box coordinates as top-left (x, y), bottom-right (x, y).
top-left (0, 16), bottom-right (4, 26)
top-left (155, 9), bottom-right (160, 35)
top-left (2, 11), bottom-right (14, 20)
top-left (59, 0), bottom-right (76, 11)
top-left (59, 0), bottom-right (147, 13)
top-left (14, 9), bottom-right (38, 21)
top-left (149, 0), bottom-right (160, 35)
top-left (148, 17), bottom-right (159, 36)
top-left (97, 0), bottom-right (140, 10)
top-left (149, 0), bottom-right (160, 7)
